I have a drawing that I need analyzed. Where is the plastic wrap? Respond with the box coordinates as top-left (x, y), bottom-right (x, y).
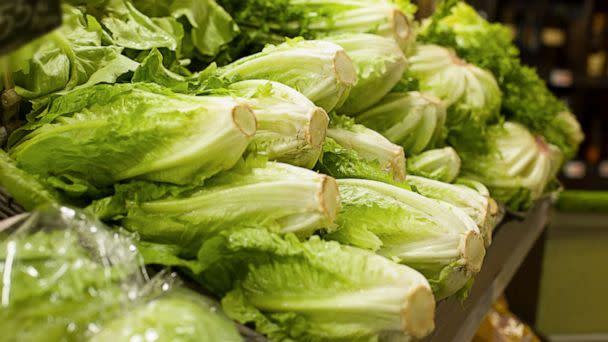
top-left (0, 205), bottom-right (243, 342)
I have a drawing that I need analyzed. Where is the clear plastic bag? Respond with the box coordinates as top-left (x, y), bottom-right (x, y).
top-left (0, 205), bottom-right (243, 342)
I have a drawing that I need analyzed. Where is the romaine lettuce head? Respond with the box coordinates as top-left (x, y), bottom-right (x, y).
top-left (461, 122), bottom-right (564, 211)
top-left (327, 114), bottom-right (406, 182)
top-left (5, 4), bottom-right (138, 100)
top-left (218, 0), bottom-right (416, 51)
top-left (0, 206), bottom-right (146, 342)
top-left (419, 1), bottom-right (582, 160)
top-left (408, 44), bottom-right (502, 153)
top-left (195, 228), bottom-right (435, 341)
top-left (90, 288), bottom-right (243, 342)
top-left (218, 39), bottom-right (357, 112)
top-left (406, 175), bottom-right (494, 247)
top-left (357, 91), bottom-right (447, 155)
top-left (9, 83), bottom-right (256, 198)
top-left (328, 179), bottom-right (485, 299)
top-left (406, 147), bottom-right (461, 183)
top-left (227, 80), bottom-right (329, 168)
top-left (90, 159), bottom-right (340, 252)
top-left (325, 33), bottom-right (407, 114)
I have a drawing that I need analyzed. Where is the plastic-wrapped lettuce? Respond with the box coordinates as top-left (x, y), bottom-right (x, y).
top-left (91, 287), bottom-right (243, 342)
top-left (408, 44), bottom-right (501, 152)
top-left (227, 80), bottom-right (329, 168)
top-left (91, 158), bottom-right (340, 251)
top-left (357, 91), bottom-right (447, 155)
top-left (328, 179), bottom-right (485, 299)
top-left (218, 0), bottom-right (416, 51)
top-left (0, 206), bottom-right (244, 342)
top-left (461, 122), bottom-right (564, 211)
top-left (327, 114), bottom-right (406, 182)
top-left (218, 39), bottom-right (357, 112)
top-left (190, 228), bottom-right (436, 341)
top-left (407, 147), bottom-right (461, 183)
top-left (9, 83), bottom-right (256, 198)
top-left (0, 206), bottom-right (146, 342)
top-left (324, 33), bottom-right (407, 115)
top-left (406, 175), bottom-right (495, 246)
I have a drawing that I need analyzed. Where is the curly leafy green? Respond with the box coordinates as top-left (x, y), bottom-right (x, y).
top-left (418, 1), bottom-right (582, 159)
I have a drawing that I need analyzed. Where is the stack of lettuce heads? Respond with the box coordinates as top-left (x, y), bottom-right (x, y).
top-left (0, 0), bottom-right (583, 341)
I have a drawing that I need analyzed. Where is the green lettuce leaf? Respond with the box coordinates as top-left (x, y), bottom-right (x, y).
top-left (327, 114), bottom-right (406, 182)
top-left (9, 83), bottom-right (256, 198)
top-left (316, 138), bottom-right (411, 190)
top-left (325, 33), bottom-right (407, 115)
top-left (218, 38), bottom-right (357, 112)
top-left (407, 43), bottom-right (502, 154)
top-left (198, 228), bottom-right (436, 341)
top-left (91, 288), bottom-right (244, 342)
top-left (357, 91), bottom-right (447, 155)
top-left (218, 0), bottom-right (416, 54)
top-left (89, 159), bottom-right (340, 252)
top-left (329, 179), bottom-right (485, 299)
top-left (5, 4), bottom-right (137, 100)
top-left (131, 0), bottom-right (239, 57)
top-left (460, 122), bottom-right (563, 211)
top-left (406, 147), bottom-right (460, 183)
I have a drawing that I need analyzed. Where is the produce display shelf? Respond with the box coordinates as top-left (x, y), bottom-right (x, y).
top-left (423, 199), bottom-right (551, 342)
top-left (0, 189), bottom-right (551, 342)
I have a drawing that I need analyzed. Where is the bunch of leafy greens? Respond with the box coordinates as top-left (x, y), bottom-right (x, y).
top-left (357, 91), bottom-right (447, 156)
top-left (90, 158), bottom-right (340, 254)
top-left (218, 38), bottom-right (357, 112)
top-left (0, 206), bottom-right (245, 342)
top-left (9, 83), bottom-right (256, 199)
top-left (216, 0), bottom-right (417, 56)
top-left (327, 114), bottom-right (406, 182)
top-left (407, 44), bottom-right (502, 154)
top-left (406, 147), bottom-right (461, 183)
top-left (406, 175), bottom-right (495, 246)
top-left (418, 1), bottom-right (583, 159)
top-left (327, 179), bottom-right (485, 299)
top-left (4, 4), bottom-right (138, 102)
top-left (0, 206), bottom-right (145, 342)
top-left (325, 33), bottom-right (407, 115)
top-left (91, 288), bottom-right (244, 342)
top-left (226, 80), bottom-right (329, 169)
top-left (315, 138), bottom-right (411, 190)
top-left (460, 122), bottom-right (563, 211)
top-left (142, 228), bottom-right (436, 341)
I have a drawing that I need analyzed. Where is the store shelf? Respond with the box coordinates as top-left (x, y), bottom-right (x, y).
top-left (423, 199), bottom-right (552, 342)
top-left (0, 188), bottom-right (552, 341)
